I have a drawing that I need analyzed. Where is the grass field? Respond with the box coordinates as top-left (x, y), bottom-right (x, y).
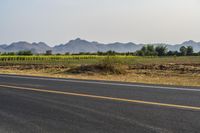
top-left (0, 55), bottom-right (104, 66)
top-left (0, 55), bottom-right (200, 87)
top-left (0, 55), bottom-right (200, 66)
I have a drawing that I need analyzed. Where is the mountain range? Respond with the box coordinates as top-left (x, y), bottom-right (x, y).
top-left (0, 38), bottom-right (200, 54)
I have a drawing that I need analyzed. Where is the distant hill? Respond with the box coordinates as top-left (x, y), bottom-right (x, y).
top-left (1, 41), bottom-right (51, 53)
top-left (53, 38), bottom-right (102, 53)
top-left (0, 47), bottom-right (5, 52)
top-left (166, 40), bottom-right (200, 52)
top-left (0, 44), bottom-right (8, 49)
top-left (0, 38), bottom-right (200, 53)
top-left (53, 38), bottom-right (141, 54)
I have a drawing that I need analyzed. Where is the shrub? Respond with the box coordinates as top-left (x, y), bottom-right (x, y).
top-left (155, 46), bottom-right (167, 56)
top-left (17, 50), bottom-right (33, 56)
top-left (99, 56), bottom-right (126, 74)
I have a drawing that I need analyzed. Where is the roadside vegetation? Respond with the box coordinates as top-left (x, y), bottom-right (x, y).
top-left (0, 45), bottom-right (200, 86)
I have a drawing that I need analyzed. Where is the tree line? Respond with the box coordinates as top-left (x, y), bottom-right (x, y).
top-left (65, 46), bottom-right (200, 56)
top-left (0, 50), bottom-right (33, 56)
top-left (136, 45), bottom-right (198, 56)
top-left (0, 45), bottom-right (200, 56)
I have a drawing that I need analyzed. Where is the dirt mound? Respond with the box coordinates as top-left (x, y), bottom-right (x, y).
top-left (130, 63), bottom-right (200, 73)
top-left (0, 65), bottom-right (68, 70)
top-left (67, 64), bottom-right (127, 75)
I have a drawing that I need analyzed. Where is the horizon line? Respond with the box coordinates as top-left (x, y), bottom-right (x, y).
top-left (0, 38), bottom-right (199, 47)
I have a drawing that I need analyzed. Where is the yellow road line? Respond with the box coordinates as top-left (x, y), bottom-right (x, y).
top-left (0, 84), bottom-right (200, 111)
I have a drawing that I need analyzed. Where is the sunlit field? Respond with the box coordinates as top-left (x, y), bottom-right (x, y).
top-left (0, 55), bottom-right (200, 66)
top-left (0, 55), bottom-right (200, 86)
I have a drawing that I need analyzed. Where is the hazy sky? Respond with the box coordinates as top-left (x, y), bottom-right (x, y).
top-left (0, 0), bottom-right (200, 46)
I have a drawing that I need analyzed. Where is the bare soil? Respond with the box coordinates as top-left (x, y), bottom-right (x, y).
top-left (0, 63), bottom-right (200, 87)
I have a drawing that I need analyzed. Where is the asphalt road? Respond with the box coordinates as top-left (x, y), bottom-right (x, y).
top-left (0, 74), bottom-right (200, 133)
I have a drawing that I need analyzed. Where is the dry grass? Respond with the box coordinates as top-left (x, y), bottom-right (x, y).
top-left (0, 56), bottom-right (200, 87)
top-left (0, 67), bottom-right (200, 87)
top-left (67, 56), bottom-right (127, 75)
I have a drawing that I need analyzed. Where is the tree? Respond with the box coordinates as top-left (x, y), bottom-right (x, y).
top-left (141, 45), bottom-right (147, 53)
top-left (65, 52), bottom-right (70, 55)
top-left (180, 46), bottom-right (187, 56)
top-left (46, 50), bottom-right (52, 55)
top-left (136, 45), bottom-right (157, 56)
top-left (17, 50), bottom-right (33, 56)
top-left (136, 50), bottom-right (145, 56)
top-left (136, 46), bottom-right (147, 56)
top-left (186, 46), bottom-right (193, 56)
top-left (106, 50), bottom-right (116, 55)
top-left (167, 51), bottom-right (180, 56)
top-left (2, 52), bottom-right (16, 55)
top-left (148, 45), bottom-right (157, 56)
top-left (155, 46), bottom-right (167, 56)
top-left (197, 51), bottom-right (200, 56)
top-left (167, 51), bottom-right (174, 56)
top-left (146, 45), bottom-right (156, 56)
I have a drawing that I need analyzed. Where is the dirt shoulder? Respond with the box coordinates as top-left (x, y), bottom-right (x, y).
top-left (0, 63), bottom-right (200, 87)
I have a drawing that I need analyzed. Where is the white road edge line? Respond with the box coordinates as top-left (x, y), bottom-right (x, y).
top-left (0, 74), bottom-right (200, 92)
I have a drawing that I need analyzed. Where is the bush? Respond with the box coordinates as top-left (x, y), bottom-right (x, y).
top-left (99, 56), bottom-right (126, 74)
top-left (186, 46), bottom-right (194, 56)
top-left (67, 56), bottom-right (126, 74)
top-left (17, 50), bottom-right (33, 56)
top-left (180, 46), bottom-right (187, 56)
top-left (136, 45), bottom-right (157, 56)
top-left (1, 52), bottom-right (16, 55)
top-left (155, 46), bottom-right (167, 56)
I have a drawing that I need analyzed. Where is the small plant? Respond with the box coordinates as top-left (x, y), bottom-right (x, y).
top-left (67, 56), bottom-right (127, 74)
top-left (98, 56), bottom-right (126, 74)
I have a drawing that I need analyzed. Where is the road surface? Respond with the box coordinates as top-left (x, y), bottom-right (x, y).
top-left (0, 74), bottom-right (200, 133)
